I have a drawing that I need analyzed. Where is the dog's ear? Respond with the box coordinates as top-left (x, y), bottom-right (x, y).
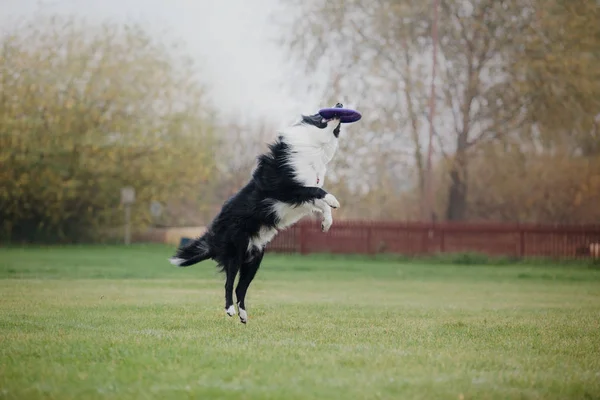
top-left (300, 113), bottom-right (328, 129)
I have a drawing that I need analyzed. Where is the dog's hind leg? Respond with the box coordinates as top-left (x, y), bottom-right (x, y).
top-left (235, 248), bottom-right (264, 324)
top-left (224, 259), bottom-right (241, 317)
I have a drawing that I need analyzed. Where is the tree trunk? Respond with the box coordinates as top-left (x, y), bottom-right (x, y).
top-left (400, 37), bottom-right (425, 203)
top-left (446, 164), bottom-right (467, 220)
top-left (446, 51), bottom-right (476, 222)
top-left (446, 135), bottom-right (468, 221)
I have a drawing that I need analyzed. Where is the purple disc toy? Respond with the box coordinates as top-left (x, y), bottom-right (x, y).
top-left (319, 103), bottom-right (361, 123)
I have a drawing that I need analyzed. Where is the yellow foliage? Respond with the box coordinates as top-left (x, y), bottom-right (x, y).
top-left (513, 0), bottom-right (600, 138)
top-left (0, 16), bottom-right (216, 242)
top-left (465, 143), bottom-right (600, 223)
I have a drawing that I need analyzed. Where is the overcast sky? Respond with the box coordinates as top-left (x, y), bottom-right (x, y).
top-left (3, 0), bottom-right (326, 128)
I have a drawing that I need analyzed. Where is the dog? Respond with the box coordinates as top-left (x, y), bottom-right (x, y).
top-left (169, 103), bottom-right (345, 323)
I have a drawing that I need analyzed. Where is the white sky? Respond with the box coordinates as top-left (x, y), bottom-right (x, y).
top-left (2, 0), bottom-right (327, 128)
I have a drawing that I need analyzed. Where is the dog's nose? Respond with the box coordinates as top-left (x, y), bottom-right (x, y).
top-left (334, 103), bottom-right (343, 108)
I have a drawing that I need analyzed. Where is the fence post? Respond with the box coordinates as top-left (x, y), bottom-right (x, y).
top-left (440, 226), bottom-right (445, 253)
top-left (421, 225), bottom-right (430, 255)
top-left (299, 222), bottom-right (308, 255)
top-left (367, 224), bottom-right (373, 254)
top-left (519, 229), bottom-right (525, 258)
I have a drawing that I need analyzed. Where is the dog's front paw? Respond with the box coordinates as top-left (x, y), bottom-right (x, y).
top-left (324, 194), bottom-right (340, 209)
top-left (321, 216), bottom-right (333, 232)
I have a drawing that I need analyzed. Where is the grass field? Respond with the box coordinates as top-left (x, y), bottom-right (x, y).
top-left (1, 245), bottom-right (600, 400)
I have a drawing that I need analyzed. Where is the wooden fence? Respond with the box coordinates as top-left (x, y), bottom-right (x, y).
top-left (267, 219), bottom-right (600, 259)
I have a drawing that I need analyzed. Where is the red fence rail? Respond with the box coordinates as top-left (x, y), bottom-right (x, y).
top-left (268, 219), bottom-right (600, 259)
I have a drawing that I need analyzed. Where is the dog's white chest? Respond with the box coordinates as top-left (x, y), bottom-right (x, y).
top-left (293, 159), bottom-right (327, 188)
top-left (283, 129), bottom-right (338, 188)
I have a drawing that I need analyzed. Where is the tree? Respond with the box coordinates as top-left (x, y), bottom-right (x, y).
top-left (510, 0), bottom-right (600, 156)
top-left (279, 0), bottom-right (429, 215)
top-left (433, 0), bottom-right (533, 220)
top-left (0, 16), bottom-right (216, 242)
top-left (279, 0), bottom-right (532, 221)
top-left (456, 0), bottom-right (600, 224)
top-left (464, 141), bottom-right (600, 223)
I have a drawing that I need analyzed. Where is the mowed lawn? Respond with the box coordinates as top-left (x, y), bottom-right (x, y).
top-left (1, 245), bottom-right (600, 400)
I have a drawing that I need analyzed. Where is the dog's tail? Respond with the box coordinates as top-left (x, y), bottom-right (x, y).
top-left (169, 234), bottom-right (212, 267)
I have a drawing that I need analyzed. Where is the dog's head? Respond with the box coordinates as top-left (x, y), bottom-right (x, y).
top-left (283, 102), bottom-right (343, 146)
top-left (279, 103), bottom-right (344, 164)
top-left (298, 112), bottom-right (342, 140)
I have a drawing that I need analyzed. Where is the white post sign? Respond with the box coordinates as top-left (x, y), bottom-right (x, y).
top-left (121, 186), bottom-right (135, 245)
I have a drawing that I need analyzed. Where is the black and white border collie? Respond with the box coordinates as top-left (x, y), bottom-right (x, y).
top-left (169, 104), bottom-right (345, 323)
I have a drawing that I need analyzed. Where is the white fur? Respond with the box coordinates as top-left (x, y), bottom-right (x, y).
top-left (320, 212), bottom-right (333, 232)
top-left (279, 118), bottom-right (340, 188)
top-left (271, 201), bottom-right (313, 230)
top-left (246, 197), bottom-right (335, 253)
top-left (269, 192), bottom-right (340, 236)
top-left (313, 198), bottom-right (333, 232)
top-left (246, 117), bottom-right (342, 253)
top-left (169, 257), bottom-right (185, 266)
top-left (247, 226), bottom-right (278, 252)
top-left (324, 193), bottom-right (340, 208)
top-left (238, 306), bottom-right (248, 323)
top-left (226, 305), bottom-right (236, 316)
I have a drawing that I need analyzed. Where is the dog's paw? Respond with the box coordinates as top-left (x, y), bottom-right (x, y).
top-left (238, 304), bottom-right (248, 324)
top-left (324, 194), bottom-right (340, 209)
top-left (321, 217), bottom-right (333, 233)
top-left (226, 305), bottom-right (236, 317)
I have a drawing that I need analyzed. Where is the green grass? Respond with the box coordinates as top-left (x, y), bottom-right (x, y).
top-left (1, 245), bottom-right (599, 400)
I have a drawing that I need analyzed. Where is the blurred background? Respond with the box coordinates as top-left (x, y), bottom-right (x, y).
top-left (1, 0), bottom-right (599, 253)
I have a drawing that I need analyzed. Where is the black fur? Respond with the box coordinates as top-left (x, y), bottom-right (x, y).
top-left (300, 114), bottom-right (328, 129)
top-left (170, 110), bottom-right (341, 323)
